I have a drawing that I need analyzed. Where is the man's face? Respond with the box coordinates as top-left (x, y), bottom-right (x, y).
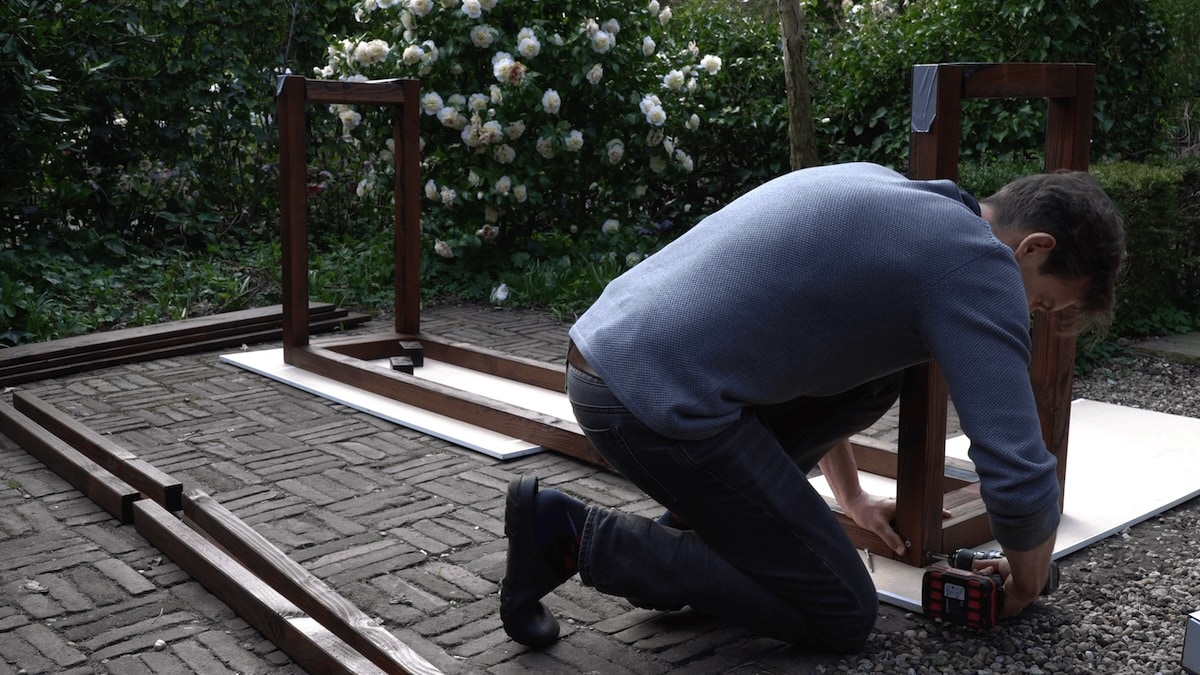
top-left (1022, 269), bottom-right (1088, 314)
top-left (1013, 231), bottom-right (1088, 314)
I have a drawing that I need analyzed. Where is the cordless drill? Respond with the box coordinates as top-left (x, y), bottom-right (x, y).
top-left (921, 548), bottom-right (1060, 629)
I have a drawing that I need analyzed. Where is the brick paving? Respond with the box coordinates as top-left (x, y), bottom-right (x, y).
top-left (0, 304), bottom-right (986, 674)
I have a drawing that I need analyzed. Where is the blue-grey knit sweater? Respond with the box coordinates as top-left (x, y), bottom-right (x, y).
top-left (569, 162), bottom-right (1059, 551)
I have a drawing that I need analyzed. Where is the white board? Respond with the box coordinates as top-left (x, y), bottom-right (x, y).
top-left (220, 348), bottom-right (575, 460)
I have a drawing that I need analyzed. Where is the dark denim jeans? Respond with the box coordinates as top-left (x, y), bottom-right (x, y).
top-left (566, 364), bottom-right (902, 652)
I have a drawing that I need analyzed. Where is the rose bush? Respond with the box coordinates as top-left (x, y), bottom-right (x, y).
top-left (317, 0), bottom-right (722, 271)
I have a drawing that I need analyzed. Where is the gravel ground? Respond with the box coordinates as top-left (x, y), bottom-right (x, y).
top-left (817, 353), bottom-right (1200, 675)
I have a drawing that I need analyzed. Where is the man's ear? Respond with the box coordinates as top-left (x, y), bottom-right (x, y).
top-left (1015, 232), bottom-right (1057, 263)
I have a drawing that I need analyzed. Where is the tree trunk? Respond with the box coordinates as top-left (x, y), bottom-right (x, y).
top-left (777, 0), bottom-right (820, 170)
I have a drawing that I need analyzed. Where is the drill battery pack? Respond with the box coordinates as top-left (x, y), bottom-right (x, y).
top-left (922, 566), bottom-right (1003, 629)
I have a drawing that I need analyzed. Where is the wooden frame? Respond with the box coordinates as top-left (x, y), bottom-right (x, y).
top-left (277, 66), bottom-right (1093, 568)
top-left (276, 76), bottom-right (603, 467)
top-left (842, 62), bottom-right (1095, 567)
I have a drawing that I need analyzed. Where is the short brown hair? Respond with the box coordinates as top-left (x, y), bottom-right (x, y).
top-left (982, 171), bottom-right (1126, 317)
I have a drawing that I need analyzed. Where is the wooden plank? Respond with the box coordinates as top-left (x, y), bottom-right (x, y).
top-left (0, 303), bottom-right (338, 371)
top-left (0, 311), bottom-right (368, 387)
top-left (959, 62), bottom-right (1081, 99)
top-left (393, 79), bottom-right (422, 335)
top-left (848, 435), bottom-right (976, 490)
top-left (0, 307), bottom-right (351, 384)
top-left (183, 490), bottom-right (442, 675)
top-left (305, 78), bottom-right (414, 106)
top-left (132, 500), bottom-right (391, 675)
top-left (290, 346), bottom-right (605, 466)
top-left (0, 401), bottom-right (140, 523)
top-left (12, 392), bottom-right (183, 511)
top-left (893, 362), bottom-right (950, 567)
top-left (279, 75), bottom-right (313, 356)
top-left (317, 333), bottom-right (566, 392)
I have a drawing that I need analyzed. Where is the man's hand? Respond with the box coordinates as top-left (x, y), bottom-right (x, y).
top-left (817, 438), bottom-right (950, 557)
top-left (973, 535), bottom-right (1056, 620)
top-left (839, 491), bottom-right (906, 555)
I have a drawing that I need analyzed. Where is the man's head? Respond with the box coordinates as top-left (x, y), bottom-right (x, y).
top-left (981, 170), bottom-right (1126, 319)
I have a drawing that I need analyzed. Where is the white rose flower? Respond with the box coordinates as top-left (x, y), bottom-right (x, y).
top-left (675, 149), bottom-right (694, 172)
top-left (663, 69), bottom-right (685, 90)
top-left (625, 252), bottom-right (643, 267)
top-left (353, 39), bottom-right (391, 65)
top-left (439, 186), bottom-right (456, 204)
top-left (645, 105), bottom-right (666, 126)
top-left (469, 93), bottom-right (488, 111)
top-left (701, 54), bottom-right (722, 75)
top-left (468, 170), bottom-right (483, 187)
top-left (421, 40), bottom-right (439, 64)
top-left (518, 36), bottom-right (541, 59)
top-left (659, 6), bottom-right (672, 24)
top-left (356, 176), bottom-right (375, 197)
top-left (494, 144), bottom-right (516, 163)
top-left (639, 94), bottom-right (662, 115)
top-left (591, 30), bottom-right (613, 54)
top-left (606, 139), bottom-right (625, 164)
top-left (425, 180), bottom-right (439, 200)
top-left (401, 45), bottom-right (423, 65)
top-left (513, 184), bottom-right (527, 202)
top-left (437, 106), bottom-right (460, 128)
top-left (602, 19), bottom-right (620, 34)
top-left (461, 0), bottom-right (482, 19)
top-left (420, 92), bottom-right (444, 116)
top-left (601, 219), bottom-right (620, 234)
top-left (489, 84), bottom-right (503, 103)
top-left (687, 113), bottom-right (701, 130)
top-left (409, 0), bottom-right (433, 16)
top-left (434, 239), bottom-right (455, 258)
top-left (541, 89), bottom-right (561, 115)
top-left (495, 175), bottom-right (512, 195)
top-left (648, 0), bottom-right (660, 16)
top-left (481, 120), bottom-right (504, 144)
top-left (586, 64), bottom-right (604, 85)
top-left (505, 119), bottom-right (526, 140)
top-left (642, 36), bottom-right (656, 56)
top-left (471, 26), bottom-right (495, 48)
top-left (564, 129), bottom-right (584, 152)
top-left (536, 136), bottom-right (555, 159)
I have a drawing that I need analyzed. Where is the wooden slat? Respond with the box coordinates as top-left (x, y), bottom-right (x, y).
top-left (894, 362), bottom-right (951, 567)
top-left (0, 303), bottom-right (338, 371)
top-left (12, 392), bottom-right (183, 511)
top-left (132, 500), bottom-right (390, 675)
top-left (279, 75), bottom-right (313, 356)
top-left (0, 311), bottom-right (368, 387)
top-left (318, 333), bottom-right (567, 392)
top-left (959, 63), bottom-right (1081, 99)
top-left (0, 401), bottom-right (140, 523)
top-left (183, 490), bottom-right (442, 675)
top-left (393, 79), bottom-right (422, 335)
top-left (0, 305), bottom-right (347, 379)
top-left (848, 435), bottom-right (976, 490)
top-left (305, 78), bottom-right (414, 105)
top-left (290, 346), bottom-right (605, 466)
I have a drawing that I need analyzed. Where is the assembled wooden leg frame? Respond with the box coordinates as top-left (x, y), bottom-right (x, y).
top-left (275, 65), bottom-right (1094, 569)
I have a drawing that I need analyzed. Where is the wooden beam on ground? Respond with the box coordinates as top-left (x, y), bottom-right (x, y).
top-left (0, 304), bottom-right (367, 386)
top-left (317, 332), bottom-right (567, 392)
top-left (183, 489), bottom-right (442, 675)
top-left (12, 392), bottom-right (183, 511)
top-left (0, 401), bottom-right (140, 523)
top-left (290, 345), bottom-right (604, 466)
top-left (133, 500), bottom-right (396, 675)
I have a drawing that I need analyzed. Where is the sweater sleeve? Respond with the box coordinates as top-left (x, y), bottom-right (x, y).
top-left (921, 251), bottom-right (1061, 551)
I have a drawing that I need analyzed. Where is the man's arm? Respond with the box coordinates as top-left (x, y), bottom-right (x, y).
top-left (818, 438), bottom-right (908, 555)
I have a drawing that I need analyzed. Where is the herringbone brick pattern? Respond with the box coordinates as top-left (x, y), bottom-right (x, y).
top-left (0, 305), bottom-right (940, 674)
